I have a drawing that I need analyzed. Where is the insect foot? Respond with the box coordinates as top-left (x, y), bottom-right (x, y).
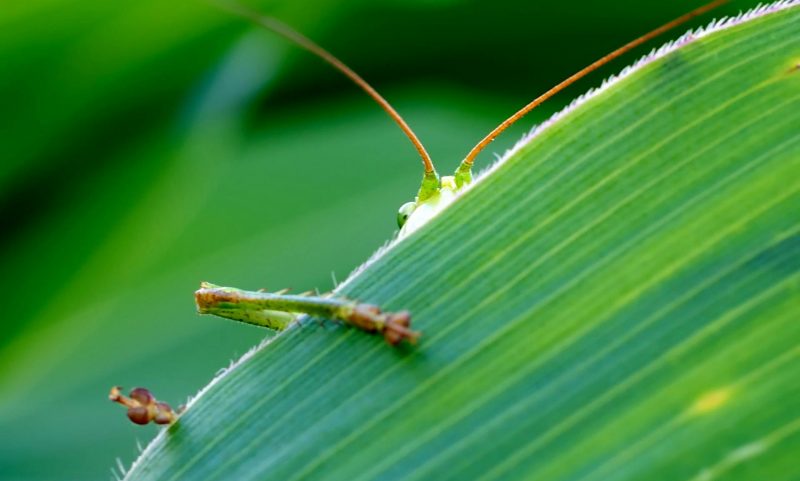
top-left (347, 304), bottom-right (419, 346)
top-left (109, 386), bottom-right (181, 426)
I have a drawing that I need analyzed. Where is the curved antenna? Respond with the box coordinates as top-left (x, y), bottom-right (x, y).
top-left (461, 0), bottom-right (728, 168)
top-left (216, 1), bottom-right (436, 175)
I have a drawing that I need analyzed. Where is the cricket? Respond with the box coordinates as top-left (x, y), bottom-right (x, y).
top-left (111, 0), bottom-right (727, 423)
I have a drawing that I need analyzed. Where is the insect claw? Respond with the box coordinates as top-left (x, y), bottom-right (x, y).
top-left (347, 305), bottom-right (420, 346)
top-left (109, 386), bottom-right (129, 405)
top-left (275, 288), bottom-right (291, 295)
top-left (383, 311), bottom-right (420, 346)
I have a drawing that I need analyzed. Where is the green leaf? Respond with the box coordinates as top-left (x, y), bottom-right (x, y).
top-left (125, 4), bottom-right (800, 480)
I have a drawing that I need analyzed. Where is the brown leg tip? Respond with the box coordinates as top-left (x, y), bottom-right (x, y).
top-left (383, 312), bottom-right (421, 346)
top-left (111, 386), bottom-right (179, 426)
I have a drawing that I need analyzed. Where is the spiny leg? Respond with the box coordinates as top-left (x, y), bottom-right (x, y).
top-left (195, 283), bottom-right (420, 346)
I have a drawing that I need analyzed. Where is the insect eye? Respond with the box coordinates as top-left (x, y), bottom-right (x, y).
top-left (397, 202), bottom-right (417, 228)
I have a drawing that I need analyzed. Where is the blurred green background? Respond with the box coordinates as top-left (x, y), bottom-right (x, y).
top-left (0, 0), bottom-right (755, 479)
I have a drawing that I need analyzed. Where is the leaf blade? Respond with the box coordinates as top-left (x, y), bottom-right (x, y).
top-left (126, 4), bottom-right (800, 481)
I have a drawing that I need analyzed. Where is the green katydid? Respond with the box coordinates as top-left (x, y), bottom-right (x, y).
top-left (194, 0), bottom-right (727, 344)
top-left (111, 0), bottom-right (729, 426)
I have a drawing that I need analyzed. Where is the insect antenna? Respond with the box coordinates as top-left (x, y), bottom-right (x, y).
top-left (214, 1), bottom-right (437, 178)
top-left (458, 0), bottom-right (728, 174)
